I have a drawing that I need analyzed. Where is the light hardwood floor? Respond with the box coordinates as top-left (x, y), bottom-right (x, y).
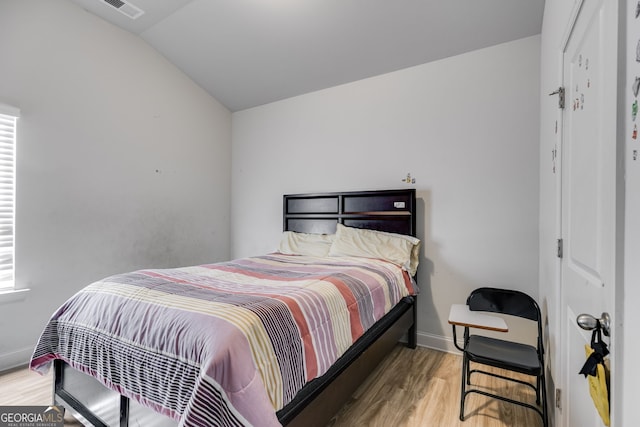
top-left (0, 346), bottom-right (544, 427)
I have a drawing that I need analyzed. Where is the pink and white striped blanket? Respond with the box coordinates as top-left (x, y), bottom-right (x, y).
top-left (30, 254), bottom-right (417, 426)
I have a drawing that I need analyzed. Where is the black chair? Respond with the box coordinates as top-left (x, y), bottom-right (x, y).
top-left (452, 287), bottom-right (548, 427)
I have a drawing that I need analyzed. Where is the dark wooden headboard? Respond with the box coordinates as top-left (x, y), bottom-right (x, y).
top-left (283, 189), bottom-right (416, 237)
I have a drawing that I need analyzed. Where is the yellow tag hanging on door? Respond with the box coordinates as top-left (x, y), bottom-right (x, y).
top-left (584, 345), bottom-right (610, 426)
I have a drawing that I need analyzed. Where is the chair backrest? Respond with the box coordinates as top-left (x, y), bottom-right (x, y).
top-left (467, 287), bottom-right (540, 322)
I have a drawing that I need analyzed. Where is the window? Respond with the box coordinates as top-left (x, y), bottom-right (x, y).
top-left (0, 105), bottom-right (18, 291)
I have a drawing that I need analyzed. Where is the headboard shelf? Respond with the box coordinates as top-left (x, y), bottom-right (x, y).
top-left (284, 212), bottom-right (411, 218)
top-left (284, 189), bottom-right (416, 236)
top-left (344, 211), bottom-right (412, 216)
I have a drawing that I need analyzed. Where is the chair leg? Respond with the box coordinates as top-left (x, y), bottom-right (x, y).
top-left (460, 354), bottom-right (467, 421)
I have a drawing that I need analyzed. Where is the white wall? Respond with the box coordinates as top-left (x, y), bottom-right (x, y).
top-left (623, 2), bottom-right (640, 425)
top-left (232, 36), bottom-right (541, 349)
top-left (0, 0), bottom-right (232, 371)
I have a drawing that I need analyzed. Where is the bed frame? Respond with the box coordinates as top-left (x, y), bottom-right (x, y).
top-left (52, 188), bottom-right (418, 427)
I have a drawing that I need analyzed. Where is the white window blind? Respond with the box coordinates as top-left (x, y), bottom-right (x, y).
top-left (0, 107), bottom-right (18, 290)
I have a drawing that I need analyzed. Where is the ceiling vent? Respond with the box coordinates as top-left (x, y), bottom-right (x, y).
top-left (102, 0), bottom-right (144, 20)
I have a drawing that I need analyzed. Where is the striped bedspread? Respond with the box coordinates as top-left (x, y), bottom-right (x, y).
top-left (30, 254), bottom-right (417, 426)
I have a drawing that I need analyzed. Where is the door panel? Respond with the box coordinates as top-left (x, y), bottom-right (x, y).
top-left (560, 0), bottom-right (617, 426)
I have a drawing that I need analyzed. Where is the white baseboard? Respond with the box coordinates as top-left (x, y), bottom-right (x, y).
top-left (0, 346), bottom-right (33, 372)
top-left (415, 331), bottom-right (461, 355)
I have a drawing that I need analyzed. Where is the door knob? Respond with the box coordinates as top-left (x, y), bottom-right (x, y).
top-left (577, 312), bottom-right (611, 337)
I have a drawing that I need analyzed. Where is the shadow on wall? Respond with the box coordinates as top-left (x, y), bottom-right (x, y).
top-left (414, 191), bottom-right (440, 339)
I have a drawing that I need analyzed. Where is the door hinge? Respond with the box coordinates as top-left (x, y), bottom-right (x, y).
top-left (549, 87), bottom-right (565, 109)
top-left (557, 238), bottom-right (563, 258)
top-left (556, 388), bottom-right (562, 410)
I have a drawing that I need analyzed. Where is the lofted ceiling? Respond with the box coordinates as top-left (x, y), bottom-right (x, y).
top-left (70, 0), bottom-right (545, 112)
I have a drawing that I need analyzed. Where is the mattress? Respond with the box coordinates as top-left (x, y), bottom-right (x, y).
top-left (30, 253), bottom-right (417, 426)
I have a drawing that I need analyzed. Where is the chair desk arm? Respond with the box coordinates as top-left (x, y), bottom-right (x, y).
top-left (448, 304), bottom-right (508, 332)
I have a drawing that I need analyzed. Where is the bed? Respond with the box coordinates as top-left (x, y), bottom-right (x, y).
top-left (30, 188), bottom-right (419, 427)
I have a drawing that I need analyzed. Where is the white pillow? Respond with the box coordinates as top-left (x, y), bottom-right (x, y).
top-left (328, 224), bottom-right (421, 276)
top-left (278, 231), bottom-right (335, 257)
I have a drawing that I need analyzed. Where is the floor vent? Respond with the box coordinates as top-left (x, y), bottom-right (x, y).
top-left (102, 0), bottom-right (144, 19)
